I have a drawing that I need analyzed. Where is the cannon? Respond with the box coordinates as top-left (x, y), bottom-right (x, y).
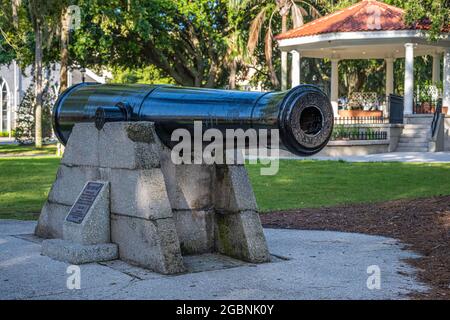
top-left (38, 83), bottom-right (335, 270)
top-left (53, 83), bottom-right (333, 156)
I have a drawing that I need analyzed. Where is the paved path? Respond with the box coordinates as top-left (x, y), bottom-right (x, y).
top-left (300, 152), bottom-right (450, 163)
top-left (0, 220), bottom-right (427, 300)
top-left (248, 150), bottom-right (450, 163)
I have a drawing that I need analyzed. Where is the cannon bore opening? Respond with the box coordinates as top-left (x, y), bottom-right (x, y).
top-left (299, 106), bottom-right (323, 136)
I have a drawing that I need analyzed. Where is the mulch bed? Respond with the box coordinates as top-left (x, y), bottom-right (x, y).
top-left (260, 195), bottom-right (450, 300)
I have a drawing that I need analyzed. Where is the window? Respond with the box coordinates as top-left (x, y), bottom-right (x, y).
top-left (0, 77), bottom-right (10, 133)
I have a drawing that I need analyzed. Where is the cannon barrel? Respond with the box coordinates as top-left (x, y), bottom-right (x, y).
top-left (53, 83), bottom-right (334, 156)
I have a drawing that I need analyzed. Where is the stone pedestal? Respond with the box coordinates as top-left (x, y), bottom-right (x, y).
top-left (36, 121), bottom-right (270, 274)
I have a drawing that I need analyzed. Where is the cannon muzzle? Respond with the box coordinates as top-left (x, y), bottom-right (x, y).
top-left (53, 83), bottom-right (333, 156)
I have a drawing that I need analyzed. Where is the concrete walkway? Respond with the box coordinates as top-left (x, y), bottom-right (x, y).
top-left (247, 150), bottom-right (450, 163)
top-left (0, 220), bottom-right (427, 300)
top-left (299, 152), bottom-right (450, 163)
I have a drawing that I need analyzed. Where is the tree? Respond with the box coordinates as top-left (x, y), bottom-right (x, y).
top-left (394, 0), bottom-right (450, 40)
top-left (110, 65), bottom-right (176, 85)
top-left (0, 0), bottom-right (63, 147)
top-left (27, 0), bottom-right (45, 148)
top-left (71, 0), bottom-right (232, 88)
top-left (224, 0), bottom-right (246, 89)
top-left (223, 0), bottom-right (263, 89)
top-left (0, 0), bottom-right (31, 67)
top-left (59, 2), bottom-right (70, 93)
top-left (27, 1), bottom-right (64, 148)
top-left (247, 0), bottom-right (322, 88)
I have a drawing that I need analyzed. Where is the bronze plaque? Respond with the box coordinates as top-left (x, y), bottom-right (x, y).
top-left (66, 182), bottom-right (104, 224)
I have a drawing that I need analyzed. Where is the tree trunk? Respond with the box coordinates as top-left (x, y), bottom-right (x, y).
top-left (34, 22), bottom-right (43, 148)
top-left (354, 71), bottom-right (366, 93)
top-left (59, 7), bottom-right (69, 94)
top-left (281, 13), bottom-right (288, 33)
top-left (12, 0), bottom-right (21, 29)
top-left (228, 58), bottom-right (237, 89)
top-left (280, 13), bottom-right (288, 90)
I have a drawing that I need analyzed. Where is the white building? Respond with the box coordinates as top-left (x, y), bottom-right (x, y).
top-left (0, 61), bottom-right (106, 136)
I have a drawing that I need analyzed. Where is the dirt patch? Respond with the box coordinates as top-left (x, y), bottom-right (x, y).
top-left (260, 195), bottom-right (450, 300)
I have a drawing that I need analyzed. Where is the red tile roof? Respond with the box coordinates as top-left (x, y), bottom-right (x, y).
top-left (275, 0), bottom-right (449, 40)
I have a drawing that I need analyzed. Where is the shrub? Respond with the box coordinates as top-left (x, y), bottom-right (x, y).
top-left (0, 130), bottom-right (15, 137)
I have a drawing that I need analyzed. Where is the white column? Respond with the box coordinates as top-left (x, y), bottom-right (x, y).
top-left (330, 59), bottom-right (339, 117)
top-left (9, 61), bottom-right (18, 138)
top-left (443, 48), bottom-right (450, 114)
top-left (291, 50), bottom-right (301, 88)
top-left (281, 51), bottom-right (288, 91)
top-left (404, 43), bottom-right (415, 115)
top-left (432, 53), bottom-right (441, 84)
top-left (0, 82), bottom-right (3, 133)
top-left (385, 58), bottom-right (395, 118)
top-left (68, 69), bottom-right (73, 87)
top-left (7, 94), bottom-right (11, 137)
top-left (385, 58), bottom-right (394, 96)
top-left (13, 60), bottom-right (18, 134)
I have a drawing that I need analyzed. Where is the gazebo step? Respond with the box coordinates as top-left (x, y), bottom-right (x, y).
top-left (403, 124), bottom-right (431, 129)
top-left (399, 136), bottom-right (431, 141)
top-left (405, 121), bottom-right (434, 126)
top-left (397, 142), bottom-right (429, 148)
top-left (402, 129), bottom-right (431, 135)
top-left (396, 147), bottom-right (429, 152)
top-left (401, 130), bottom-right (430, 137)
top-left (398, 140), bottom-right (429, 145)
top-left (399, 137), bottom-right (430, 143)
top-left (397, 120), bottom-right (432, 152)
top-left (404, 117), bottom-right (434, 125)
top-left (399, 134), bottom-right (430, 139)
top-left (401, 129), bottom-right (430, 135)
top-left (402, 126), bottom-right (430, 130)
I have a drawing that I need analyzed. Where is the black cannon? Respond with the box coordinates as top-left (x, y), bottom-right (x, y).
top-left (53, 83), bottom-right (333, 156)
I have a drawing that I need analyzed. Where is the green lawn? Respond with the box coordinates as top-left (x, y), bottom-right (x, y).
top-left (247, 160), bottom-right (450, 212)
top-left (0, 157), bottom-right (60, 220)
top-left (0, 144), bottom-right (57, 157)
top-left (1, 157), bottom-right (450, 219)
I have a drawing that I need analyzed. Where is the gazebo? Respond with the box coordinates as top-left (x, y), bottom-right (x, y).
top-left (275, 0), bottom-right (450, 119)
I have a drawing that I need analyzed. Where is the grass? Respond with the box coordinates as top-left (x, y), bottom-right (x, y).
top-left (1, 157), bottom-right (450, 219)
top-left (247, 160), bottom-right (450, 212)
top-left (0, 157), bottom-right (60, 220)
top-left (0, 144), bottom-right (57, 157)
